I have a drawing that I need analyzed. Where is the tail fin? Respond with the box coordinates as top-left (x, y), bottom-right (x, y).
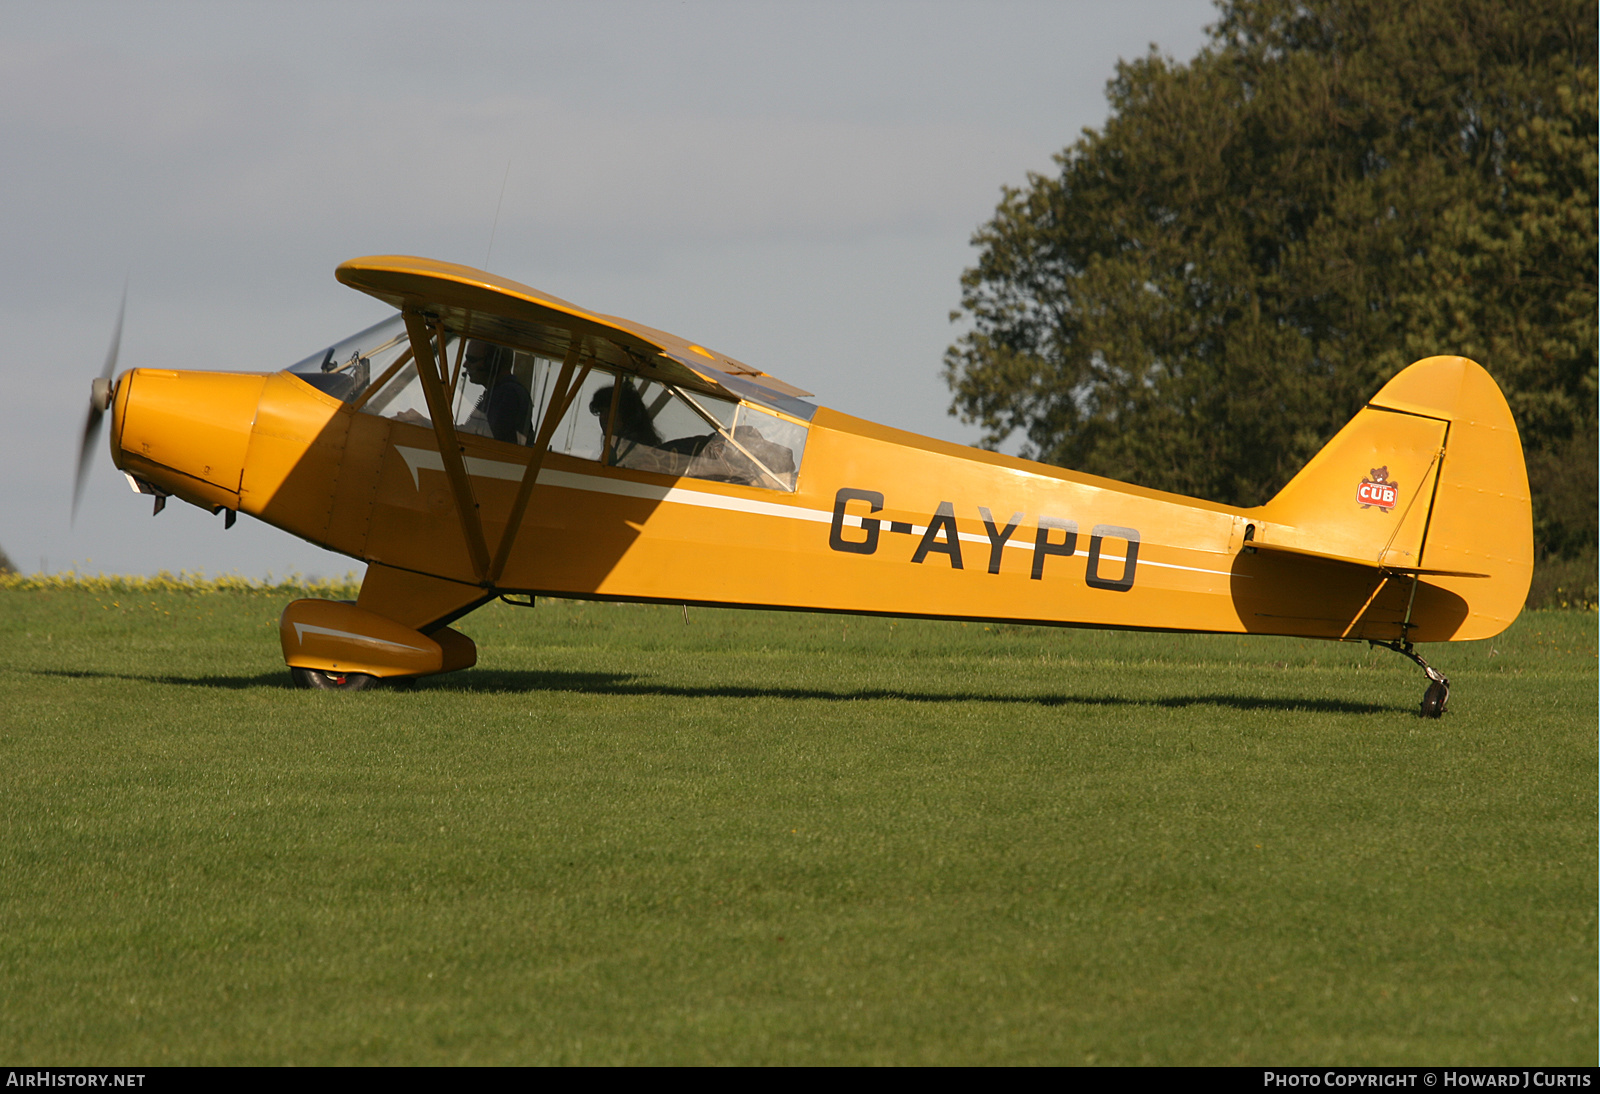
top-left (1254, 356), bottom-right (1532, 641)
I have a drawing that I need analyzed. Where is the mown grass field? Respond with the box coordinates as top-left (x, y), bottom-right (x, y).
top-left (0, 583), bottom-right (1593, 1065)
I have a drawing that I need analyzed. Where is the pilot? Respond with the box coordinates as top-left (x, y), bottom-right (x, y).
top-left (461, 340), bottom-right (531, 444)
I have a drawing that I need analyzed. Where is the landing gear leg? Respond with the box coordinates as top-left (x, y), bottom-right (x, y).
top-left (1369, 640), bottom-right (1450, 718)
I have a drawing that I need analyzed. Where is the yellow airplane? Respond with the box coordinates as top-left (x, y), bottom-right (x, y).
top-left (76, 255), bottom-right (1533, 716)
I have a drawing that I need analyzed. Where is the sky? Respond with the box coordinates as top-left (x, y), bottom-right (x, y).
top-left (0, 0), bottom-right (1216, 579)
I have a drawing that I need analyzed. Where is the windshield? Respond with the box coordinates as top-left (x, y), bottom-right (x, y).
top-left (287, 314), bottom-right (410, 404)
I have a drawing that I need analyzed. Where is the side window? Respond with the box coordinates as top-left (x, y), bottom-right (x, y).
top-left (451, 340), bottom-right (534, 445)
top-left (594, 379), bottom-right (806, 491)
top-left (348, 335), bottom-right (545, 450)
top-left (604, 379), bottom-right (733, 477)
top-left (542, 367), bottom-right (617, 462)
top-left (362, 359), bottom-right (433, 423)
top-left (351, 338), bottom-right (614, 463)
top-left (353, 332), bottom-right (458, 429)
top-left (724, 404), bottom-right (807, 491)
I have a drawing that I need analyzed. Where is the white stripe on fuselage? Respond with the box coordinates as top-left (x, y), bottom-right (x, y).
top-left (390, 445), bottom-right (1230, 577)
top-left (292, 621), bottom-right (433, 652)
top-left (396, 445), bottom-right (525, 487)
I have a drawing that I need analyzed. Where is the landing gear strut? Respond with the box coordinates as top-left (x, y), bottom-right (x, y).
top-left (1369, 640), bottom-right (1450, 718)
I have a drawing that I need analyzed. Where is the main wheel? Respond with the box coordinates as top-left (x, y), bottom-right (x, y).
top-left (291, 667), bottom-right (380, 691)
top-left (1419, 681), bottom-right (1448, 719)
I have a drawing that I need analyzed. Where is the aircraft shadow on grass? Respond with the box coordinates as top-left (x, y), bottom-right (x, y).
top-left (34, 666), bottom-right (1396, 715)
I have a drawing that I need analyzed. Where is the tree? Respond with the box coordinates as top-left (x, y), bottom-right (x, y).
top-left (945, 0), bottom-right (1596, 569)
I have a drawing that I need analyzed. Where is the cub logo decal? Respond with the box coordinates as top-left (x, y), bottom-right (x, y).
top-left (1357, 466), bottom-right (1399, 511)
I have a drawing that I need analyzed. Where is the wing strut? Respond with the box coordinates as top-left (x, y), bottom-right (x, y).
top-left (402, 309), bottom-right (492, 583)
top-left (487, 335), bottom-right (594, 583)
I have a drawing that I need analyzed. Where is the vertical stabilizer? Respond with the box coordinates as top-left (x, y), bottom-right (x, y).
top-left (1256, 357), bottom-right (1532, 641)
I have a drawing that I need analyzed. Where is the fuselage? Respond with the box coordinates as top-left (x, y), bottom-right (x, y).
top-left (109, 363), bottom-right (1460, 644)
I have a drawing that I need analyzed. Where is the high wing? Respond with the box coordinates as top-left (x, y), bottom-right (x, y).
top-left (336, 255), bottom-right (812, 403)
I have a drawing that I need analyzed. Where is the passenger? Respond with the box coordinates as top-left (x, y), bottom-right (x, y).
top-left (591, 381), bottom-right (663, 449)
top-left (590, 381), bottom-right (714, 469)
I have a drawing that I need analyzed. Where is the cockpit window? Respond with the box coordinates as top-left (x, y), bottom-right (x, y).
top-left (287, 314), bottom-right (808, 490)
top-left (289, 322), bottom-right (533, 441)
top-left (725, 404), bottom-right (807, 490)
top-left (594, 377), bottom-right (804, 491)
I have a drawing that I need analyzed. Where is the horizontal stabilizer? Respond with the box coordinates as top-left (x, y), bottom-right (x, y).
top-left (1245, 540), bottom-right (1489, 579)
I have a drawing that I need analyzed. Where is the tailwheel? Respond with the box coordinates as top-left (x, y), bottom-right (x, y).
top-left (291, 667), bottom-right (381, 691)
top-left (1370, 640), bottom-right (1451, 719)
top-left (1420, 680), bottom-right (1449, 719)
